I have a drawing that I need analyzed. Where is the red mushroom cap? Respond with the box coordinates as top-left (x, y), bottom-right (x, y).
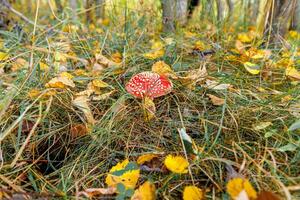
top-left (125, 71), bottom-right (173, 99)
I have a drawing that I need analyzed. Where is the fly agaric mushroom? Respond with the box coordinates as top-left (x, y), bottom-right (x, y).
top-left (125, 71), bottom-right (173, 120)
top-left (125, 71), bottom-right (173, 99)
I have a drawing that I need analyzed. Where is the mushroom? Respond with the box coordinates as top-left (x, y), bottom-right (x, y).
top-left (125, 71), bottom-right (173, 120)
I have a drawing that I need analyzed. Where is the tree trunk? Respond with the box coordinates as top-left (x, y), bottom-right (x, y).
top-left (272, 0), bottom-right (297, 37)
top-left (291, 0), bottom-right (300, 30)
top-left (256, 0), bottom-right (273, 37)
top-left (225, 0), bottom-right (233, 21)
top-left (161, 0), bottom-right (175, 33)
top-left (176, 0), bottom-right (188, 25)
top-left (0, 0), bottom-right (8, 29)
top-left (216, 0), bottom-right (225, 21)
top-left (69, 0), bottom-right (78, 20)
top-left (96, 0), bottom-right (105, 19)
top-left (252, 0), bottom-right (260, 23)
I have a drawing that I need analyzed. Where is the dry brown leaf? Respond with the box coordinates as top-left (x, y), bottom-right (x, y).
top-left (257, 191), bottom-right (281, 200)
top-left (179, 65), bottom-right (207, 90)
top-left (207, 94), bottom-right (225, 106)
top-left (70, 124), bottom-right (88, 138)
top-left (204, 80), bottom-right (232, 90)
top-left (78, 187), bottom-right (116, 198)
top-left (72, 95), bottom-right (95, 125)
top-left (45, 76), bottom-right (75, 89)
top-left (95, 53), bottom-right (120, 68)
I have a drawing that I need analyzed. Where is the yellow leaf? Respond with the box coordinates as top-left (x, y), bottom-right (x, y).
top-left (207, 94), bottom-right (225, 106)
top-left (131, 181), bottom-right (156, 200)
top-left (288, 31), bottom-right (300, 40)
top-left (183, 186), bottom-right (203, 200)
top-left (164, 155), bottom-right (189, 174)
top-left (111, 52), bottom-right (122, 63)
top-left (92, 90), bottom-right (115, 101)
top-left (28, 89), bottom-right (40, 99)
top-left (285, 66), bottom-right (300, 80)
top-left (92, 79), bottom-right (109, 88)
top-left (105, 159), bottom-right (140, 190)
top-left (72, 95), bottom-right (95, 125)
top-left (0, 52), bottom-right (9, 61)
top-left (39, 62), bottom-right (49, 71)
top-left (184, 31), bottom-right (197, 38)
top-left (275, 58), bottom-right (294, 68)
top-left (237, 31), bottom-right (256, 43)
top-left (137, 154), bottom-right (159, 165)
top-left (194, 41), bottom-right (209, 51)
top-left (97, 18), bottom-right (110, 26)
top-left (143, 97), bottom-right (156, 121)
top-left (226, 178), bottom-right (257, 200)
top-left (45, 76), bottom-right (75, 89)
top-left (244, 49), bottom-right (271, 59)
top-left (243, 62), bottom-right (260, 75)
top-left (60, 72), bottom-right (74, 79)
top-left (144, 41), bottom-right (165, 59)
top-left (74, 69), bottom-right (88, 76)
top-left (151, 61), bottom-right (175, 76)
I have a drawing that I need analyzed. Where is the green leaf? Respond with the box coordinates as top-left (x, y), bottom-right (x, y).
top-left (264, 129), bottom-right (277, 138)
top-left (288, 119), bottom-right (300, 131)
top-left (178, 128), bottom-right (194, 155)
top-left (112, 162), bottom-right (139, 176)
top-left (117, 183), bottom-right (125, 193)
top-left (125, 188), bottom-right (134, 197)
top-left (277, 143), bottom-right (298, 152)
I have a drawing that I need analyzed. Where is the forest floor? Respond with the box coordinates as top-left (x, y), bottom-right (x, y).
top-left (0, 2), bottom-right (300, 199)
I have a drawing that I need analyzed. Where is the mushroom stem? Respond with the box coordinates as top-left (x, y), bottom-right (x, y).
top-left (142, 96), bottom-right (156, 121)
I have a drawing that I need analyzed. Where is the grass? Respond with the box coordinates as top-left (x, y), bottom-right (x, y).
top-left (0, 0), bottom-right (300, 199)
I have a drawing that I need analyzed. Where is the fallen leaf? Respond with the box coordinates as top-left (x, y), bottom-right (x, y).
top-left (131, 181), bottom-right (156, 200)
top-left (111, 52), bottom-right (122, 63)
top-left (256, 191), bottom-right (281, 200)
top-left (183, 186), bottom-right (203, 200)
top-left (151, 61), bottom-right (176, 77)
top-left (179, 66), bottom-right (207, 90)
top-left (78, 187), bottom-right (116, 198)
top-left (72, 95), bottom-right (95, 125)
top-left (70, 124), bottom-right (88, 138)
top-left (39, 62), bottom-right (49, 71)
top-left (45, 76), bottom-right (75, 89)
top-left (27, 89), bottom-right (41, 99)
top-left (164, 155), bottom-right (189, 174)
top-left (137, 154), bottom-right (159, 165)
top-left (178, 128), bottom-right (200, 158)
top-left (105, 159), bottom-right (140, 190)
top-left (226, 178), bottom-right (257, 200)
top-left (0, 52), bottom-right (9, 61)
top-left (204, 80), bottom-right (231, 90)
top-left (243, 62), bottom-right (261, 75)
top-left (253, 122), bottom-right (272, 131)
top-left (92, 90), bottom-right (115, 101)
top-left (285, 66), bottom-right (300, 80)
top-left (143, 41), bottom-right (165, 59)
top-left (207, 94), bottom-right (225, 106)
